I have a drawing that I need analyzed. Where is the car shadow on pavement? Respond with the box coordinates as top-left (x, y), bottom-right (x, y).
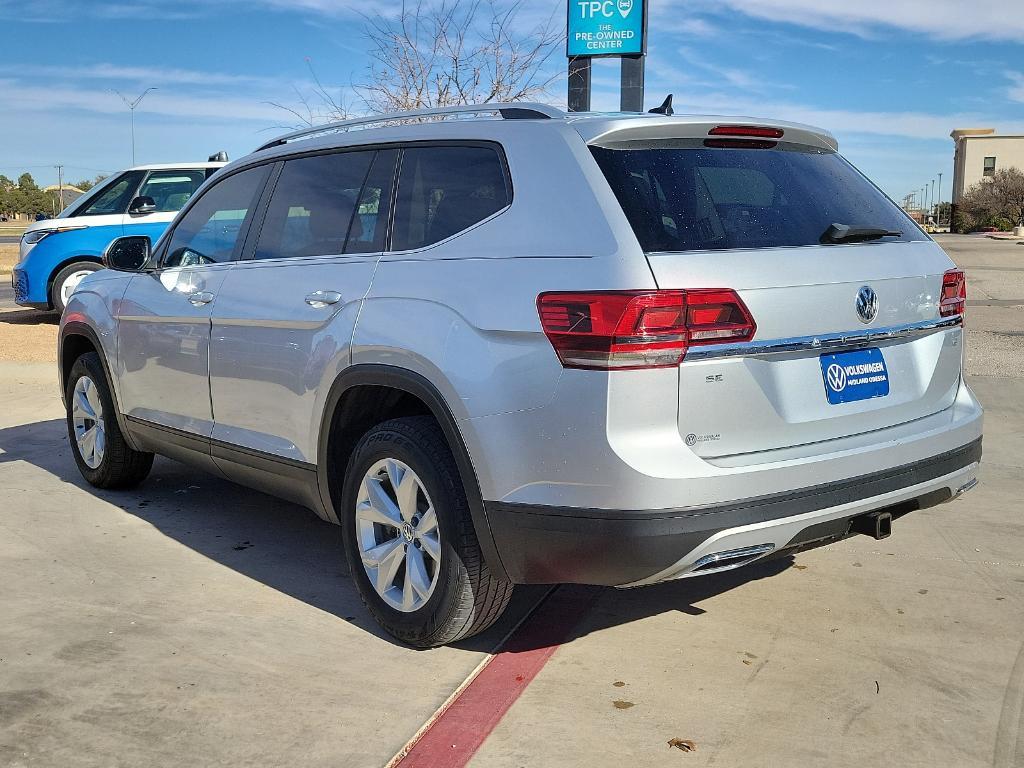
top-left (0, 417), bottom-right (796, 652)
top-left (0, 309), bottom-right (58, 325)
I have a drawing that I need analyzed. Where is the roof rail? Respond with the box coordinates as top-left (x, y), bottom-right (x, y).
top-left (256, 102), bottom-right (564, 152)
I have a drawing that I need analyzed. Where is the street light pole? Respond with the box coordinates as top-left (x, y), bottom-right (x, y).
top-left (930, 179), bottom-right (936, 220)
top-left (113, 87), bottom-right (157, 166)
top-left (937, 172), bottom-right (943, 226)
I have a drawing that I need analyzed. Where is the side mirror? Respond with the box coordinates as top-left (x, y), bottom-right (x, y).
top-left (104, 236), bottom-right (151, 271)
top-left (128, 195), bottom-right (157, 215)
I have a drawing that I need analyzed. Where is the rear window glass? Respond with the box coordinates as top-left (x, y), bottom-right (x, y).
top-left (591, 140), bottom-right (925, 252)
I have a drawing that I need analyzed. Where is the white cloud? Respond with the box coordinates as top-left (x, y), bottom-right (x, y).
top-left (684, 0), bottom-right (1024, 43)
top-left (0, 63), bottom-right (287, 89)
top-left (662, 90), bottom-right (1019, 142)
top-left (1008, 72), bottom-right (1024, 103)
top-left (0, 78), bottom-right (295, 123)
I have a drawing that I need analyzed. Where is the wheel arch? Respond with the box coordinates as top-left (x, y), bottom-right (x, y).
top-left (317, 364), bottom-right (509, 581)
top-left (48, 256), bottom-right (103, 308)
top-left (60, 321), bottom-right (140, 451)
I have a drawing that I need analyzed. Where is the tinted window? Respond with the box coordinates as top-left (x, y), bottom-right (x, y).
top-left (392, 145), bottom-right (509, 251)
top-left (137, 169), bottom-right (207, 213)
top-left (348, 150), bottom-right (399, 254)
top-left (77, 171), bottom-right (144, 216)
top-left (591, 141), bottom-right (925, 252)
top-left (254, 150), bottom-right (395, 260)
top-left (164, 165), bottom-right (269, 267)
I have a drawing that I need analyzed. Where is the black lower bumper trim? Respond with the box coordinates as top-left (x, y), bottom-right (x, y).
top-left (484, 438), bottom-right (981, 586)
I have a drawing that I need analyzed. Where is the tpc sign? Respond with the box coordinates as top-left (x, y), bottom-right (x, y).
top-left (567, 0), bottom-right (646, 57)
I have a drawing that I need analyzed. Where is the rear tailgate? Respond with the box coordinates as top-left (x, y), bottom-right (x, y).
top-left (648, 242), bottom-right (962, 457)
top-left (588, 123), bottom-right (964, 459)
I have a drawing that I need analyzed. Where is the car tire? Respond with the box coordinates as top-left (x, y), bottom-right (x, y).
top-left (66, 352), bottom-right (154, 489)
top-left (51, 261), bottom-right (101, 314)
top-left (341, 416), bottom-right (513, 648)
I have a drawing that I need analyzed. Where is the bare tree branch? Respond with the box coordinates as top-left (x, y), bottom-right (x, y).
top-left (355, 0), bottom-right (564, 113)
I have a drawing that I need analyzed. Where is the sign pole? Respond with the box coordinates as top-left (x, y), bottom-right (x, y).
top-left (566, 0), bottom-right (646, 113)
top-left (568, 57), bottom-right (592, 113)
top-left (620, 55), bottom-right (644, 111)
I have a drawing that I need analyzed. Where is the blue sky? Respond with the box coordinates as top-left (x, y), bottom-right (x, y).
top-left (1, 0), bottom-right (1022, 203)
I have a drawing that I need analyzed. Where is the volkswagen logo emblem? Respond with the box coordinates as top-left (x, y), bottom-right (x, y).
top-left (826, 363), bottom-right (847, 392)
top-left (856, 285), bottom-right (878, 324)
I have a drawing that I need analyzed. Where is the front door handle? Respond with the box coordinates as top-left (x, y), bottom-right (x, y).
top-left (188, 291), bottom-right (215, 307)
top-left (305, 290), bottom-right (343, 308)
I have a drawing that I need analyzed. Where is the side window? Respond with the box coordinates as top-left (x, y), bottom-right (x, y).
top-left (163, 165), bottom-right (269, 268)
top-left (391, 145), bottom-right (509, 251)
top-left (78, 171), bottom-right (145, 216)
top-left (136, 170), bottom-right (207, 212)
top-left (253, 150), bottom-right (376, 260)
top-left (347, 149), bottom-right (398, 254)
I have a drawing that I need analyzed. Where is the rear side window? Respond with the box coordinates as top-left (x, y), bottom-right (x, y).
top-left (391, 145), bottom-right (509, 251)
top-left (136, 170), bottom-right (207, 213)
top-left (254, 151), bottom-right (378, 260)
top-left (591, 140), bottom-right (925, 252)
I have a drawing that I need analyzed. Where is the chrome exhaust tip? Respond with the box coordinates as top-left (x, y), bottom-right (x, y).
top-left (953, 478), bottom-right (979, 498)
top-left (688, 543), bottom-right (775, 575)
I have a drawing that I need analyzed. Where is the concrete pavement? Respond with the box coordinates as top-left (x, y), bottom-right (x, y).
top-left (0, 365), bottom-right (545, 767)
top-left (1, 234), bottom-right (1022, 767)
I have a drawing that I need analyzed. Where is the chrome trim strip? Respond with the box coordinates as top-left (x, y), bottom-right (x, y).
top-left (685, 315), bottom-right (962, 362)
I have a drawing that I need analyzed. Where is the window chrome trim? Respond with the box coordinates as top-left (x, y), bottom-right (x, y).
top-left (684, 315), bottom-right (962, 362)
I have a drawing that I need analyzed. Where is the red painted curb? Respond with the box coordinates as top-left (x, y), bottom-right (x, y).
top-left (392, 586), bottom-right (599, 768)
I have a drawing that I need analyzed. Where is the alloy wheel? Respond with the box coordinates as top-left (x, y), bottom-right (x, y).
top-left (71, 375), bottom-right (105, 469)
top-left (355, 458), bottom-right (441, 612)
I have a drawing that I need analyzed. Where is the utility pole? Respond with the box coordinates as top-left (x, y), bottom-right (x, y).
top-left (54, 164), bottom-right (64, 215)
top-left (113, 87), bottom-right (157, 165)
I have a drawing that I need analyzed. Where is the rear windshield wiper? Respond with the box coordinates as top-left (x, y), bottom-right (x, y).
top-left (820, 223), bottom-right (903, 244)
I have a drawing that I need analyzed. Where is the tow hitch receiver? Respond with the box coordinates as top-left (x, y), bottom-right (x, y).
top-left (851, 511), bottom-right (893, 540)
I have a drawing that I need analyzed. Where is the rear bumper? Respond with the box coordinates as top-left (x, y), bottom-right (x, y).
top-left (484, 437), bottom-right (982, 586)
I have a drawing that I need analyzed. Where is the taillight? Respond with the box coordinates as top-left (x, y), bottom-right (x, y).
top-left (537, 290), bottom-right (756, 370)
top-left (940, 269), bottom-right (966, 317)
top-left (708, 125), bottom-right (785, 139)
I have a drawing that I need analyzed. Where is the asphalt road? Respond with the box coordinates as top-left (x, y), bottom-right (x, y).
top-left (0, 284), bottom-right (15, 310)
top-left (0, 235), bottom-right (22, 244)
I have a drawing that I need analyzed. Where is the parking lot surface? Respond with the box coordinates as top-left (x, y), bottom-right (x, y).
top-left (1, 235), bottom-right (1023, 767)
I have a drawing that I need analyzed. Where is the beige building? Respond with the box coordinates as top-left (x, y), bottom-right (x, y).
top-left (950, 128), bottom-right (1024, 204)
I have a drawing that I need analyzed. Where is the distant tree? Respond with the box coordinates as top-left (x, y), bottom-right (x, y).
top-left (959, 167), bottom-right (1024, 230)
top-left (274, 0), bottom-right (562, 126)
top-left (73, 174), bottom-right (107, 192)
top-left (357, 0), bottom-right (562, 113)
top-left (17, 172), bottom-right (38, 192)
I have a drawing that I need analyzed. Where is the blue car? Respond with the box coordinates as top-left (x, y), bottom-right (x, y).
top-left (14, 160), bottom-right (226, 312)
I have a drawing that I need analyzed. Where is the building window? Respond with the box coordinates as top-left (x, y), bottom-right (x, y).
top-left (983, 156), bottom-right (996, 177)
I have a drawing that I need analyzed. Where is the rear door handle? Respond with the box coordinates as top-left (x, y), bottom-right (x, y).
top-left (305, 290), bottom-right (343, 308)
top-left (188, 291), bottom-right (215, 306)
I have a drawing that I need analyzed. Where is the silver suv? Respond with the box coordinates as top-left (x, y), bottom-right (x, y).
top-left (59, 103), bottom-right (982, 647)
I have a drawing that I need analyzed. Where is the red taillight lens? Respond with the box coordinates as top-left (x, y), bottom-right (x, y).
top-left (940, 269), bottom-right (966, 317)
top-left (537, 290), bottom-right (756, 370)
top-left (708, 125), bottom-right (785, 139)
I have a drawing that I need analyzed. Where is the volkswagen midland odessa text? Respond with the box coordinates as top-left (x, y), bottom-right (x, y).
top-left (58, 102), bottom-right (981, 647)
top-left (14, 157), bottom-right (226, 313)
